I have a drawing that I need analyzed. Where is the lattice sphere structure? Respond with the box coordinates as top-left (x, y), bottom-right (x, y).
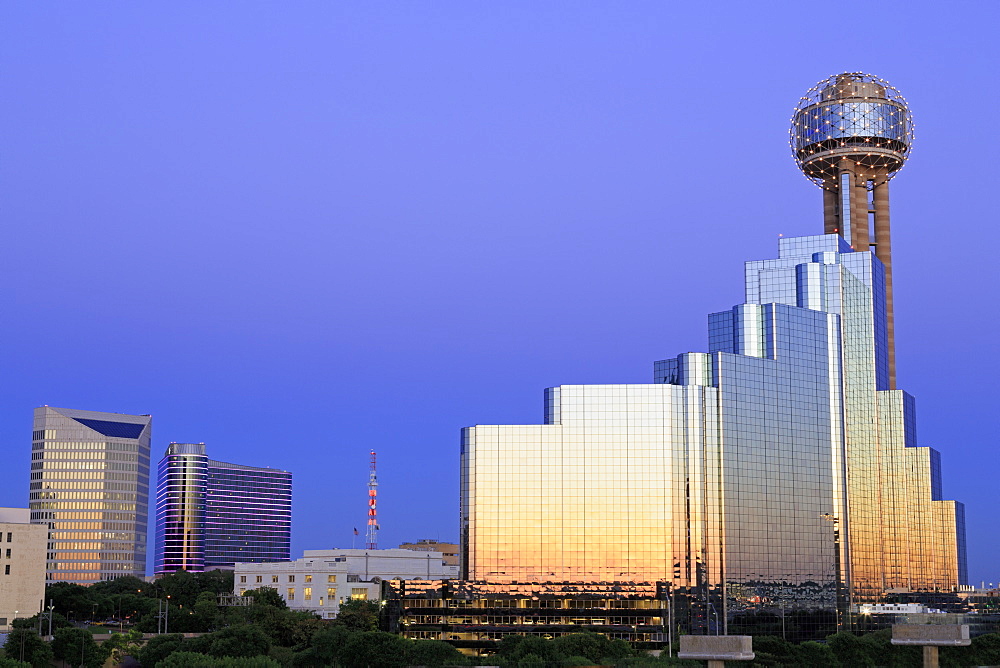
top-left (790, 73), bottom-right (913, 191)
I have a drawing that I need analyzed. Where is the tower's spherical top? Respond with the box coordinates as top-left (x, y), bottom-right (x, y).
top-left (790, 73), bottom-right (913, 189)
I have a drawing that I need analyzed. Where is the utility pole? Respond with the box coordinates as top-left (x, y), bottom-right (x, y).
top-left (38, 600), bottom-right (54, 639)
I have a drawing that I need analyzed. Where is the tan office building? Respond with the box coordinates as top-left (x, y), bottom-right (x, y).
top-left (0, 508), bottom-right (47, 630)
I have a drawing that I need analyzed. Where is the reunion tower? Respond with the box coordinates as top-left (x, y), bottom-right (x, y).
top-left (790, 73), bottom-right (913, 387)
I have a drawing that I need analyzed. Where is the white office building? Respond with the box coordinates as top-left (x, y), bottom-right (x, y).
top-left (234, 548), bottom-right (458, 618)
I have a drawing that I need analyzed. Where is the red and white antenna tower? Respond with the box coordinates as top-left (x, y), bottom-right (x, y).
top-left (366, 450), bottom-right (378, 550)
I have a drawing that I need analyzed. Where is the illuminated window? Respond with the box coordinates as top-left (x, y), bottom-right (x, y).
top-left (272, 575), bottom-right (278, 583)
top-left (350, 588), bottom-right (368, 601)
top-left (319, 597), bottom-right (324, 606)
top-left (304, 587), bottom-right (312, 601)
top-left (287, 587), bottom-right (295, 601)
top-left (327, 587), bottom-right (336, 598)
top-left (304, 574), bottom-right (312, 583)
top-left (327, 575), bottom-right (337, 583)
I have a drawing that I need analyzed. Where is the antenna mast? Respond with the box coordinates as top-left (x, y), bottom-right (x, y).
top-left (366, 450), bottom-right (378, 550)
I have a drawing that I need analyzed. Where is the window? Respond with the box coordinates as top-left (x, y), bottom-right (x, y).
top-left (240, 575), bottom-right (246, 583)
top-left (4, 549), bottom-right (9, 558)
top-left (239, 588), bottom-right (245, 594)
top-left (288, 575), bottom-right (295, 583)
top-left (328, 575), bottom-right (337, 583)
top-left (350, 588), bottom-right (368, 601)
top-left (5, 533), bottom-right (10, 542)
top-left (256, 575), bottom-right (262, 583)
top-left (304, 587), bottom-right (312, 601)
top-left (272, 575), bottom-right (278, 583)
top-left (327, 587), bottom-right (336, 598)
top-left (287, 587), bottom-right (295, 601)
top-left (4, 565), bottom-right (9, 575)
top-left (304, 574), bottom-right (312, 583)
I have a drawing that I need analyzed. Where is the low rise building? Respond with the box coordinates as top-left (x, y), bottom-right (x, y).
top-left (383, 579), bottom-right (670, 656)
top-left (0, 508), bottom-right (48, 630)
top-left (234, 548), bottom-right (458, 619)
top-left (399, 539), bottom-right (459, 566)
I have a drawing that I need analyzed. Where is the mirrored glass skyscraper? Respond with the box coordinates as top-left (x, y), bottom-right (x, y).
top-left (29, 407), bottom-right (151, 584)
top-left (460, 74), bottom-right (966, 627)
top-left (155, 443), bottom-right (292, 574)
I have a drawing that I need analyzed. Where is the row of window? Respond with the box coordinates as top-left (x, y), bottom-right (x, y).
top-left (236, 585), bottom-right (368, 603)
top-left (239, 574), bottom-right (338, 584)
top-left (32, 471), bottom-right (149, 482)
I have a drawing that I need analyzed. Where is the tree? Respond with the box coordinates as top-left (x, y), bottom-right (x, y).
top-left (293, 625), bottom-right (350, 667)
top-left (511, 636), bottom-right (562, 664)
top-left (340, 631), bottom-right (412, 668)
top-left (44, 582), bottom-right (96, 622)
top-left (332, 599), bottom-right (380, 632)
top-left (242, 586), bottom-right (288, 609)
top-left (749, 635), bottom-right (799, 667)
top-left (553, 632), bottom-right (629, 663)
top-left (101, 628), bottom-right (144, 665)
top-left (0, 659), bottom-right (31, 668)
top-left (827, 631), bottom-right (875, 668)
top-left (495, 634), bottom-right (526, 657)
top-left (409, 639), bottom-right (468, 667)
top-left (265, 610), bottom-right (326, 648)
top-left (14, 611), bottom-right (71, 633)
top-left (51, 627), bottom-right (102, 668)
top-left (136, 633), bottom-right (187, 668)
top-left (158, 652), bottom-right (280, 668)
top-left (965, 632), bottom-right (1000, 667)
top-left (1, 629), bottom-right (53, 668)
top-left (204, 624), bottom-right (273, 659)
top-left (516, 654), bottom-right (546, 668)
top-left (88, 575), bottom-right (148, 597)
top-left (797, 640), bottom-right (839, 667)
top-left (192, 590), bottom-right (224, 631)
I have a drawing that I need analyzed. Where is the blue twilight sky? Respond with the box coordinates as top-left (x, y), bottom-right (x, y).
top-left (2, 2), bottom-right (997, 586)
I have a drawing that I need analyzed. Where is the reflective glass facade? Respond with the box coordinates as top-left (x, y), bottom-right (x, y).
top-left (461, 234), bottom-right (965, 628)
top-left (154, 443), bottom-right (208, 573)
top-left (154, 444), bottom-right (292, 573)
top-left (29, 407), bottom-right (151, 584)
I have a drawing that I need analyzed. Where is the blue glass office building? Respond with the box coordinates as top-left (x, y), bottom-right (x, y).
top-left (155, 444), bottom-right (291, 574)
